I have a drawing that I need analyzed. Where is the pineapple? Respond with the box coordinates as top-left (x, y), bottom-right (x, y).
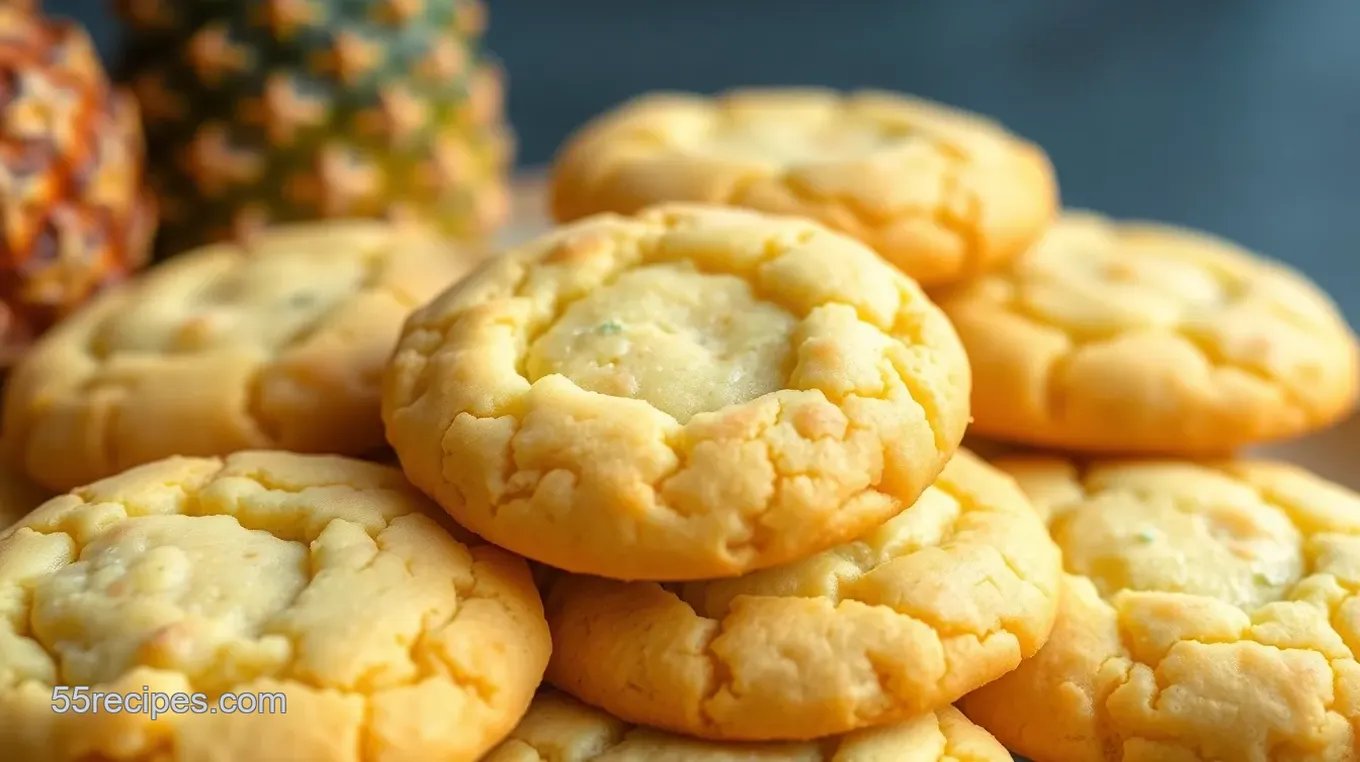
top-left (0, 6), bottom-right (155, 365)
top-left (114, 0), bottom-right (512, 257)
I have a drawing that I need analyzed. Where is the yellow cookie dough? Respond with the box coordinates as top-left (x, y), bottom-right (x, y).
top-left (0, 451), bottom-right (551, 762)
top-left (3, 220), bottom-right (486, 492)
top-left (383, 204), bottom-right (971, 580)
top-left (550, 88), bottom-right (1058, 287)
top-left (934, 211), bottom-right (1360, 454)
top-left (542, 449), bottom-right (1060, 741)
top-left (961, 456), bottom-right (1360, 762)
top-left (485, 689), bottom-right (1013, 761)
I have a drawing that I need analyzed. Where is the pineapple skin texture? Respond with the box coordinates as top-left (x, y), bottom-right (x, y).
top-left (115, 0), bottom-right (513, 257)
top-left (0, 6), bottom-right (155, 361)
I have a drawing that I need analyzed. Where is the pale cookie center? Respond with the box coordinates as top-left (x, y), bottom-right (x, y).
top-left (524, 263), bottom-right (796, 423)
top-left (1051, 492), bottom-right (1304, 608)
top-left (688, 116), bottom-right (911, 164)
top-left (1020, 244), bottom-right (1231, 333)
top-left (28, 515), bottom-right (305, 693)
top-left (93, 254), bottom-right (368, 355)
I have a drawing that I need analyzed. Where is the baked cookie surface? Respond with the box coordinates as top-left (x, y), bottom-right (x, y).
top-left (485, 689), bottom-right (1013, 761)
top-left (3, 221), bottom-right (485, 492)
top-left (961, 456), bottom-right (1360, 762)
top-left (541, 449), bottom-right (1060, 740)
top-left (0, 451), bottom-right (550, 762)
top-left (383, 204), bottom-right (971, 580)
top-left (935, 211), bottom-right (1360, 454)
top-left (549, 88), bottom-right (1057, 286)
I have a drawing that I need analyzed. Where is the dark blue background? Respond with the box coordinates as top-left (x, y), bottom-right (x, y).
top-left (46, 0), bottom-right (1360, 324)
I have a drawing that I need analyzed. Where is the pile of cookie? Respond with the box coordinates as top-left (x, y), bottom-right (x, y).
top-left (1, 88), bottom-right (1359, 762)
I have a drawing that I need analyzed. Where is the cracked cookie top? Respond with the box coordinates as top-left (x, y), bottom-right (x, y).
top-left (484, 689), bottom-right (1013, 761)
top-left (382, 204), bottom-right (971, 580)
top-left (548, 89), bottom-right (1057, 287)
top-left (538, 449), bottom-right (1060, 741)
top-left (0, 451), bottom-right (550, 762)
top-left (934, 211), bottom-right (1360, 454)
top-left (2, 221), bottom-right (486, 492)
top-left (960, 457), bottom-right (1360, 762)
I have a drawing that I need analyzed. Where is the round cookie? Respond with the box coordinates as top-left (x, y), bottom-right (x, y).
top-left (934, 211), bottom-right (1360, 455)
top-left (960, 456), bottom-right (1360, 762)
top-left (2, 220), bottom-right (486, 492)
top-left (383, 203), bottom-right (971, 580)
top-left (549, 88), bottom-right (1058, 287)
top-left (484, 689), bottom-right (1014, 761)
top-left (0, 451), bottom-right (551, 762)
top-left (540, 449), bottom-right (1061, 741)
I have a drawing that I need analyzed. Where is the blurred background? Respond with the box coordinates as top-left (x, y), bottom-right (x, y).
top-left (49, 0), bottom-right (1360, 324)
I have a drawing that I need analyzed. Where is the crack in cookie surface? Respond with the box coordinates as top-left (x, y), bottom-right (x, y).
top-left (482, 689), bottom-right (1013, 761)
top-left (547, 89), bottom-right (1057, 287)
top-left (382, 204), bottom-right (971, 580)
top-left (934, 211), bottom-right (1360, 454)
top-left (960, 456), bottom-right (1360, 762)
top-left (538, 450), bottom-right (1060, 741)
top-left (2, 221), bottom-right (485, 493)
top-left (0, 451), bottom-right (550, 762)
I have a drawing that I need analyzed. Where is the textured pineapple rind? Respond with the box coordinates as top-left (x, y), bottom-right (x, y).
top-left (113, 0), bottom-right (509, 256)
top-left (0, 8), bottom-right (155, 358)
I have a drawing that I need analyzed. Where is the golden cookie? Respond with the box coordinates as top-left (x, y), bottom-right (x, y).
top-left (961, 457), bottom-right (1360, 762)
top-left (2, 221), bottom-right (486, 492)
top-left (0, 451), bottom-right (550, 762)
top-left (541, 449), bottom-right (1060, 741)
top-left (484, 689), bottom-right (1014, 761)
top-left (934, 211), bottom-right (1360, 454)
top-left (383, 204), bottom-right (971, 580)
top-left (549, 88), bottom-right (1058, 287)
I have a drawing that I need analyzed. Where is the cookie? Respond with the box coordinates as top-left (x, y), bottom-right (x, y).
top-left (934, 211), bottom-right (1360, 455)
top-left (2, 220), bottom-right (486, 492)
top-left (484, 689), bottom-right (1014, 761)
top-left (540, 449), bottom-right (1060, 741)
top-left (960, 457), bottom-right (1360, 762)
top-left (383, 204), bottom-right (971, 580)
top-left (0, 451), bottom-right (550, 762)
top-left (549, 88), bottom-right (1058, 286)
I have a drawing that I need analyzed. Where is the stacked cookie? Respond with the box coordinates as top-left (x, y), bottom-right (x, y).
top-left (383, 203), bottom-right (1060, 759)
top-left (546, 88), bottom-right (1360, 762)
top-left (0, 205), bottom-right (1040, 760)
top-left (0, 84), bottom-right (1356, 762)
